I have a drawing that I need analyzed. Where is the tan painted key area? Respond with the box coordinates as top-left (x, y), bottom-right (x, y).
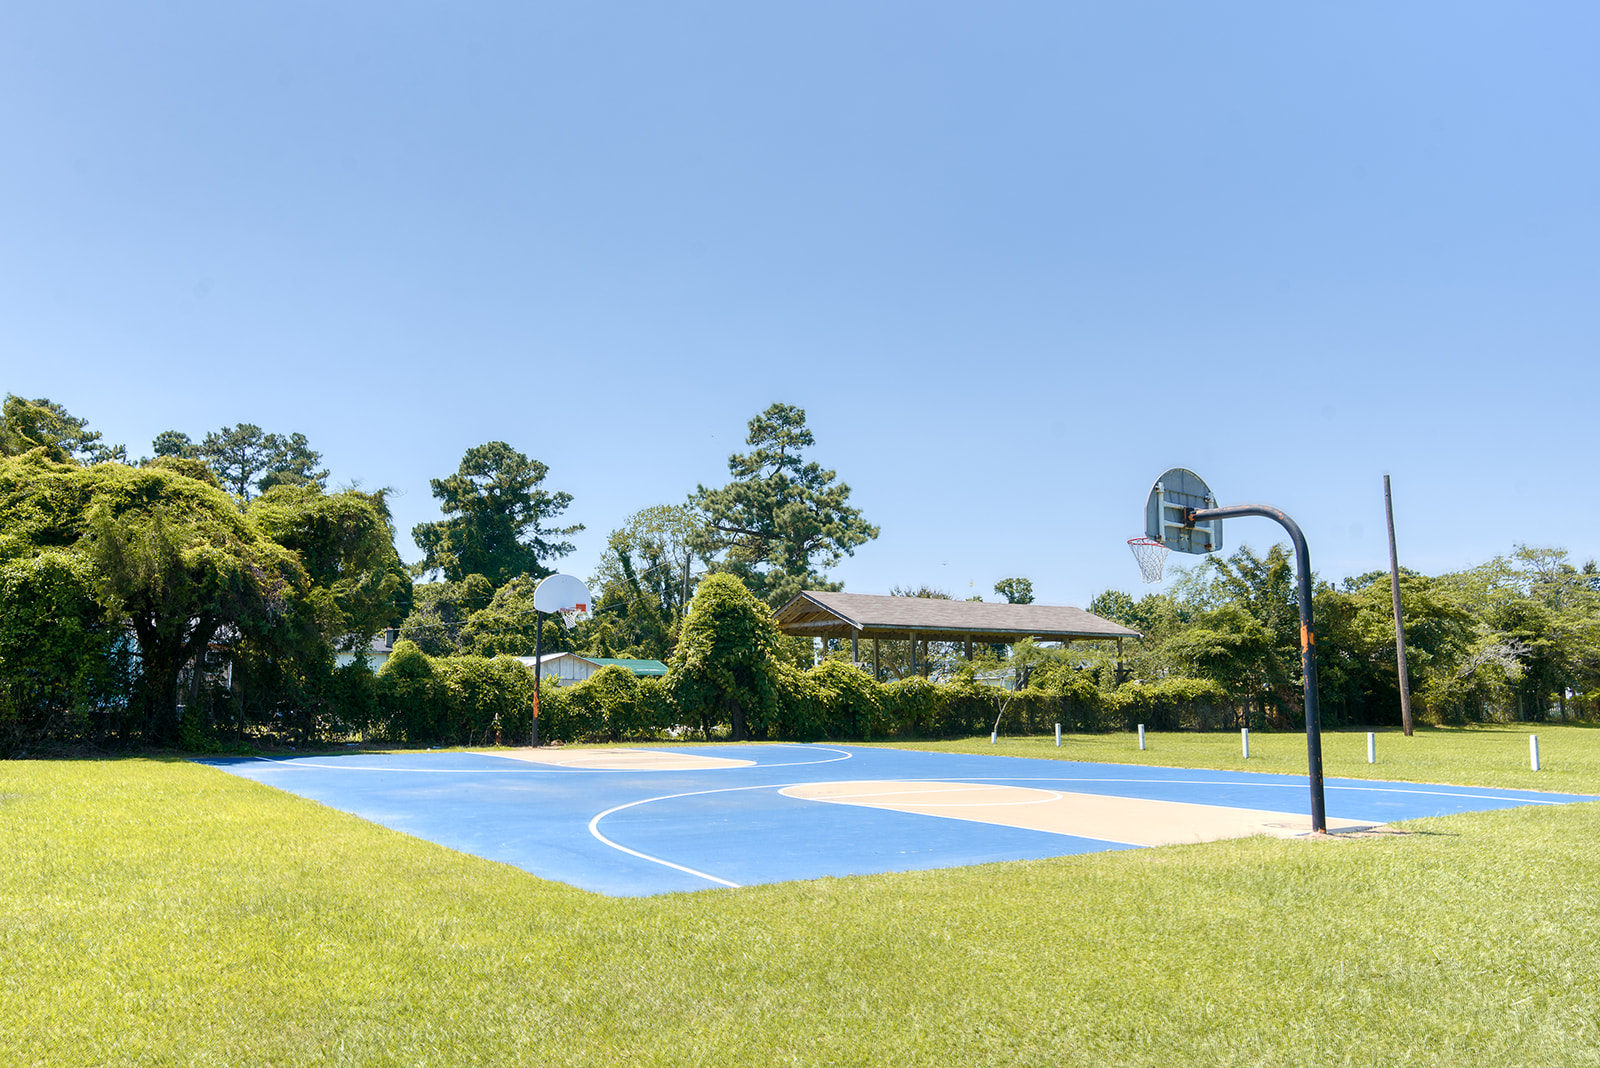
top-left (484, 748), bottom-right (756, 771)
top-left (780, 780), bottom-right (1377, 845)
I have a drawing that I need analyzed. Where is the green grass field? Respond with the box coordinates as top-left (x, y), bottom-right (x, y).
top-left (4, 726), bottom-right (1599, 1066)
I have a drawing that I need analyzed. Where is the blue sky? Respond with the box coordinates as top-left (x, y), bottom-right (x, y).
top-left (4, 2), bottom-right (1596, 607)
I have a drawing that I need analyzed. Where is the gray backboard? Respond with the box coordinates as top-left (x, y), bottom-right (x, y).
top-left (1144, 468), bottom-right (1222, 554)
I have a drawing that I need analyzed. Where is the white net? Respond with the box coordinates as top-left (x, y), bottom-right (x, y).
top-left (557, 605), bottom-right (587, 630)
top-left (1127, 537), bottom-right (1170, 583)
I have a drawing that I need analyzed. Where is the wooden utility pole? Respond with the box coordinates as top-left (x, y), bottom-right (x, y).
top-left (1385, 475), bottom-right (1415, 736)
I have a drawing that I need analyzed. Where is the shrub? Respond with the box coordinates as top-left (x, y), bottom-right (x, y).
top-left (560, 664), bottom-right (659, 743)
top-left (806, 659), bottom-right (886, 739)
top-left (432, 655), bottom-right (525, 746)
top-left (1110, 677), bottom-right (1231, 731)
top-left (532, 677), bottom-right (577, 743)
top-left (374, 640), bottom-right (441, 743)
top-left (879, 676), bottom-right (946, 738)
top-left (0, 550), bottom-right (121, 752)
top-left (667, 574), bottom-right (784, 740)
top-left (770, 661), bottom-right (826, 741)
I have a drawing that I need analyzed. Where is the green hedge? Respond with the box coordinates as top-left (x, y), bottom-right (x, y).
top-left (271, 642), bottom-right (1248, 748)
top-left (1109, 678), bottom-right (1233, 732)
top-left (540, 666), bottom-right (676, 744)
top-left (373, 643), bottom-right (535, 745)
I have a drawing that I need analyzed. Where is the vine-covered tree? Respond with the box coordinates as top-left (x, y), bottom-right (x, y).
top-left (692, 404), bottom-right (877, 608)
top-left (76, 467), bottom-right (307, 742)
top-left (0, 395), bottom-right (125, 464)
top-left (667, 573), bottom-right (784, 740)
top-left (412, 441), bottom-right (581, 587)
top-left (246, 484), bottom-right (413, 654)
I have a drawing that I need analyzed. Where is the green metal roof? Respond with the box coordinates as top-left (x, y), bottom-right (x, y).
top-left (588, 657), bottom-right (669, 677)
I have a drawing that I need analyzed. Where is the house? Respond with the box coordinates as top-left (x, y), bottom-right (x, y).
top-left (334, 628), bottom-right (399, 671)
top-left (509, 653), bottom-right (669, 684)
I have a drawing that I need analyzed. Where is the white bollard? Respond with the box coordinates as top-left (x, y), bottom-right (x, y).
top-left (1368, 732), bottom-right (1376, 765)
top-left (1241, 728), bottom-right (1250, 759)
top-left (1055, 722), bottom-right (1061, 747)
top-left (990, 731), bottom-right (997, 746)
top-left (1138, 724), bottom-right (1146, 751)
top-left (1531, 734), bottom-right (1541, 771)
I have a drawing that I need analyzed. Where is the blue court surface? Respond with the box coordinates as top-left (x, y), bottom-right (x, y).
top-left (200, 744), bottom-right (1597, 897)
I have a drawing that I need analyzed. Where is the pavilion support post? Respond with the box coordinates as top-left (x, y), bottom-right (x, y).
top-left (851, 630), bottom-right (859, 664)
top-left (873, 639), bottom-right (881, 680)
top-left (964, 636), bottom-right (973, 660)
top-left (910, 631), bottom-right (919, 677)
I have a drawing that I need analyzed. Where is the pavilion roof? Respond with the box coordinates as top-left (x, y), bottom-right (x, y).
top-left (772, 591), bottom-right (1141, 643)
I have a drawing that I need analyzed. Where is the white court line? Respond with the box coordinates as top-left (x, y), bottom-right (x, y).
top-left (588, 782), bottom-right (809, 889)
top-left (227, 744), bottom-right (854, 774)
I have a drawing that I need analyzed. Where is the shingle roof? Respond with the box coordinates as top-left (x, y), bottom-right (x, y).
top-left (773, 591), bottom-right (1140, 643)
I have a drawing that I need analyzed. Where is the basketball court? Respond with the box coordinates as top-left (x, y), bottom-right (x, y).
top-left (200, 744), bottom-right (1596, 896)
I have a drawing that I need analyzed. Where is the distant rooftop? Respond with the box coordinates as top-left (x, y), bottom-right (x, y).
top-left (510, 653), bottom-right (668, 677)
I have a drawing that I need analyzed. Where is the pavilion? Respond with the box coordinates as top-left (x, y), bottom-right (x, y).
top-left (773, 591), bottom-right (1141, 678)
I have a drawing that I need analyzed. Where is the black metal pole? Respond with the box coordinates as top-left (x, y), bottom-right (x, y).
top-left (1385, 475), bottom-right (1415, 736)
top-left (1188, 503), bottom-right (1327, 833)
top-left (531, 608), bottom-right (542, 747)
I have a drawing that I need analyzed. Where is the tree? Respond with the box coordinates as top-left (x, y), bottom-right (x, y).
top-left (256, 432), bottom-right (327, 494)
top-left (196, 424), bottom-right (328, 500)
top-left (667, 573), bottom-right (784, 740)
top-left (994, 577), bottom-right (1035, 604)
top-left (1312, 571), bottom-right (1476, 727)
top-left (64, 464), bottom-right (306, 742)
top-left (1173, 545), bottom-right (1304, 721)
top-left (692, 404), bottom-right (877, 608)
top-left (151, 430), bottom-right (200, 459)
top-left (1085, 588), bottom-right (1193, 683)
top-left (593, 504), bottom-right (705, 618)
top-left (411, 442), bottom-right (581, 587)
top-left (1167, 604), bottom-right (1278, 726)
top-left (396, 575), bottom-right (495, 656)
top-left (0, 395), bottom-right (125, 464)
top-left (246, 484), bottom-right (413, 654)
top-left (458, 573), bottom-right (577, 658)
top-left (1433, 547), bottom-right (1600, 721)
top-left (588, 504), bottom-right (707, 659)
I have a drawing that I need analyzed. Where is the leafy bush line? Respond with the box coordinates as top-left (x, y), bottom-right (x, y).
top-left (330, 647), bottom-right (1232, 749)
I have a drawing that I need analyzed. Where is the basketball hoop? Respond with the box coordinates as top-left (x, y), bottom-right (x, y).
top-left (1128, 537), bottom-right (1170, 583)
top-left (557, 604), bottom-right (588, 630)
